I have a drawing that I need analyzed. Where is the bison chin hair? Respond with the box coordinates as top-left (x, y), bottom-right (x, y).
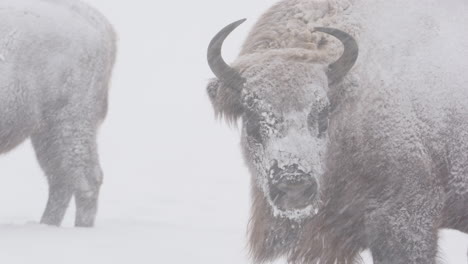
top-left (248, 182), bottom-right (367, 264)
top-left (246, 152), bottom-right (368, 264)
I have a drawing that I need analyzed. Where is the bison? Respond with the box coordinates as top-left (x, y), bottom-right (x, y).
top-left (0, 0), bottom-right (116, 227)
top-left (206, 0), bottom-right (468, 263)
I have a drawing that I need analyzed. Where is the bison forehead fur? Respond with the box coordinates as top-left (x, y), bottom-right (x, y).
top-left (0, 0), bottom-right (116, 227)
top-left (207, 0), bottom-right (468, 263)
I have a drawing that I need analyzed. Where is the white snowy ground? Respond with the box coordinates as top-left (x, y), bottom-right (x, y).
top-left (0, 0), bottom-right (467, 263)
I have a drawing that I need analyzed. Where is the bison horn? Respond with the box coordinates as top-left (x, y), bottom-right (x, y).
top-left (207, 19), bottom-right (247, 91)
top-left (314, 27), bottom-right (359, 85)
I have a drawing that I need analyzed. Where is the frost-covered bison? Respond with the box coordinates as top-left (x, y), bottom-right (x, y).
top-left (0, 0), bottom-right (116, 227)
top-left (206, 0), bottom-right (468, 263)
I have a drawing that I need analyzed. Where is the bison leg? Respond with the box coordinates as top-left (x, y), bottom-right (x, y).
top-left (40, 180), bottom-right (74, 226)
top-left (32, 120), bottom-right (103, 227)
top-left (441, 193), bottom-right (468, 234)
top-left (74, 163), bottom-right (103, 227)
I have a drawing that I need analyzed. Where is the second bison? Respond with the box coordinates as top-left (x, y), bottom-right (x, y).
top-left (0, 0), bottom-right (116, 227)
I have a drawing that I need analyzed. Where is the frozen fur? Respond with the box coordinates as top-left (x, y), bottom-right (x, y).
top-left (0, 0), bottom-right (117, 227)
top-left (207, 0), bottom-right (468, 263)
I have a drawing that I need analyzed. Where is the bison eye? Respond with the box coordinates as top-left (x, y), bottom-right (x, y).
top-left (244, 112), bottom-right (263, 143)
top-left (317, 106), bottom-right (329, 137)
top-left (308, 105), bottom-right (329, 138)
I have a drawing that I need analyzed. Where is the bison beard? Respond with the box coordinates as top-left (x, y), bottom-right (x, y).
top-left (248, 134), bottom-right (368, 264)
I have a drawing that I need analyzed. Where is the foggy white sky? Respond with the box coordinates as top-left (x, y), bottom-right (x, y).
top-left (0, 0), bottom-right (466, 263)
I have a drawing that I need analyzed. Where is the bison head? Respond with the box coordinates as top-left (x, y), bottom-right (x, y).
top-left (207, 19), bottom-right (358, 220)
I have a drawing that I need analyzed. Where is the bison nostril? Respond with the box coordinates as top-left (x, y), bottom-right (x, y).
top-left (269, 160), bottom-right (282, 178)
top-left (270, 159), bottom-right (279, 168)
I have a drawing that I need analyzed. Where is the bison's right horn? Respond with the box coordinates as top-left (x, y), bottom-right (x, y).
top-left (207, 19), bottom-right (247, 91)
top-left (314, 27), bottom-right (359, 85)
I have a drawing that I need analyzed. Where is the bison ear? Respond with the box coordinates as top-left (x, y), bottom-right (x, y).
top-left (207, 78), bottom-right (244, 125)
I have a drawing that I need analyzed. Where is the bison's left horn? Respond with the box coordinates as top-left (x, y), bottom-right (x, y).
top-left (314, 27), bottom-right (359, 85)
top-left (207, 19), bottom-right (247, 91)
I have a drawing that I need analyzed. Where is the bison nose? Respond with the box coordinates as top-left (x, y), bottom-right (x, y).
top-left (268, 162), bottom-right (303, 178)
